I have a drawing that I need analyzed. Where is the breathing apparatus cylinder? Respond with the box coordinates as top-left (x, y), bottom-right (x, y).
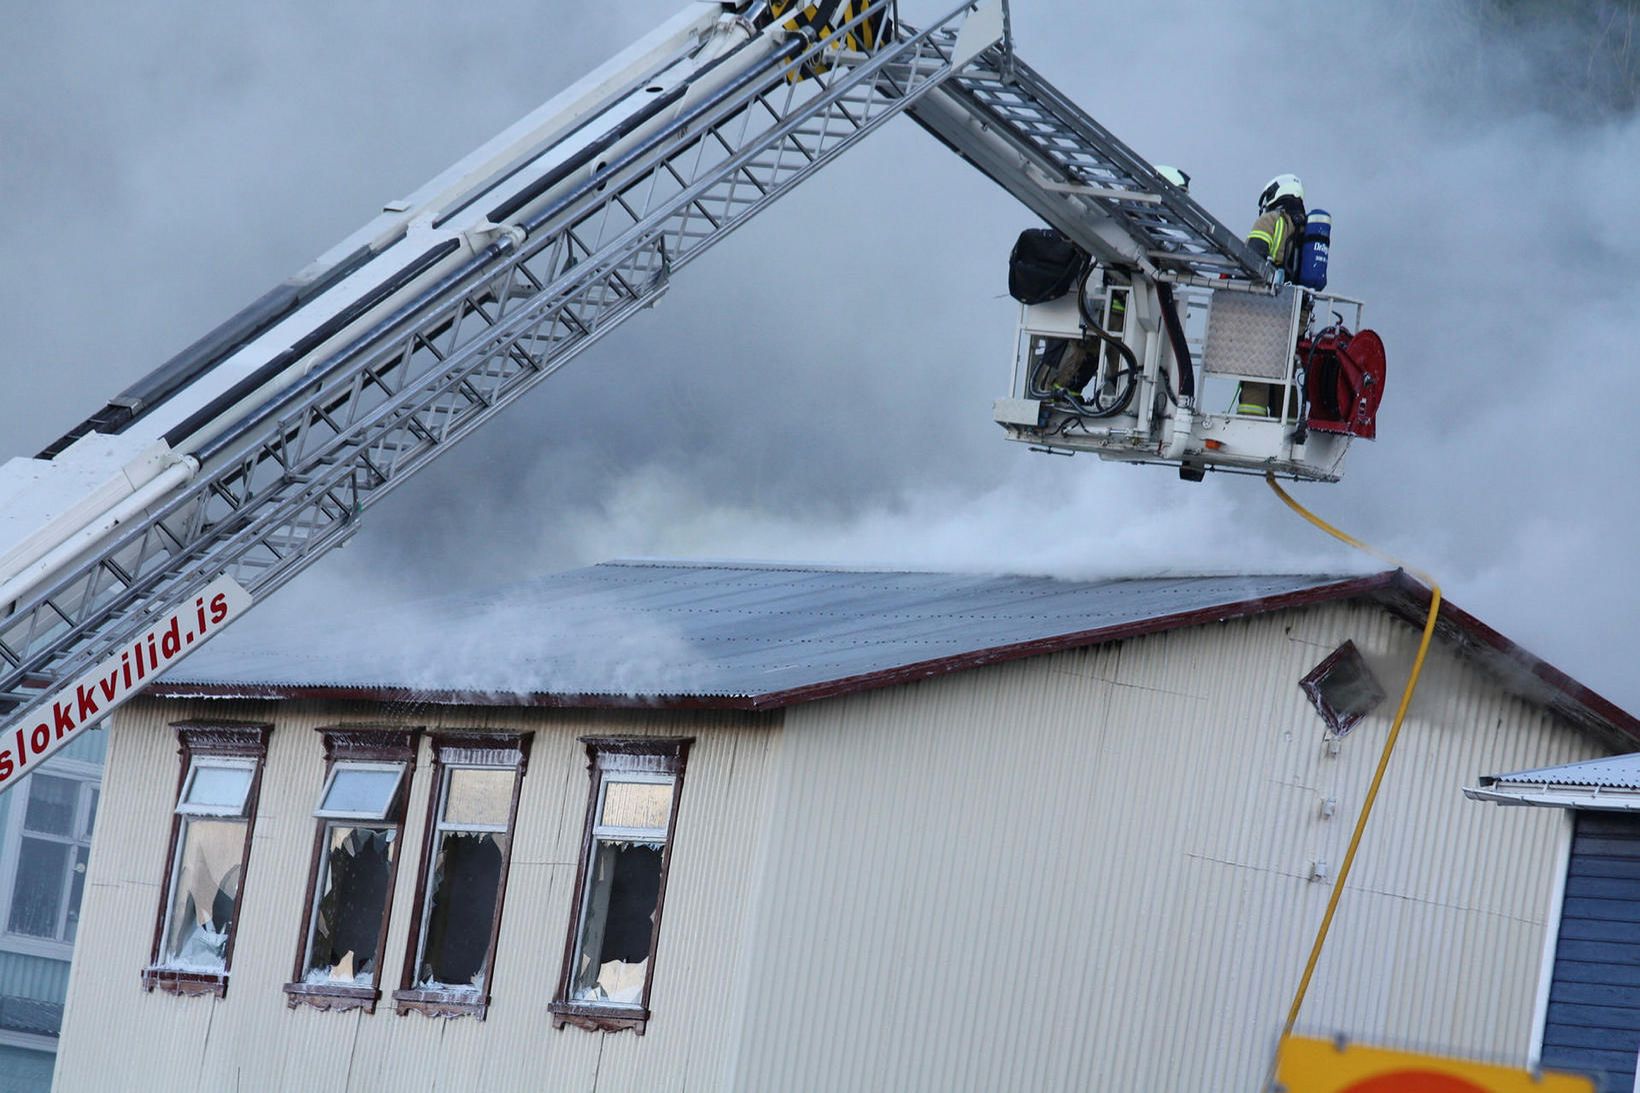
top-left (1297, 209), bottom-right (1330, 290)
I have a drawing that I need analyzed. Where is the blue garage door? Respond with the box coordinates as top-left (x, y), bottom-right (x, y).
top-left (1542, 810), bottom-right (1640, 1091)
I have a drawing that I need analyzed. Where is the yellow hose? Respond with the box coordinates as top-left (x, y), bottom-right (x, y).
top-left (1264, 473), bottom-right (1443, 1073)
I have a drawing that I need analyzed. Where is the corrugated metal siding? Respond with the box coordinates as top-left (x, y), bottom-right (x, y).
top-left (56, 598), bottom-right (1619, 1092)
top-left (56, 698), bottom-right (781, 1092)
top-left (1540, 811), bottom-right (1640, 1092)
top-left (728, 600), bottom-right (1605, 1092)
top-left (0, 954), bottom-right (68, 1006)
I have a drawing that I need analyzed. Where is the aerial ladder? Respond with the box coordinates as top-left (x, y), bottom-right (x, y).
top-left (0, 0), bottom-right (1384, 786)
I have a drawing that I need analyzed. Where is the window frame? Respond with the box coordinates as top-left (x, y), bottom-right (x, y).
top-left (0, 759), bottom-right (101, 960)
top-left (142, 720), bottom-right (272, 998)
top-left (1299, 639), bottom-right (1388, 737)
top-left (550, 736), bottom-right (692, 1036)
top-left (173, 757), bottom-right (257, 817)
top-left (392, 732), bottom-right (530, 1021)
top-left (284, 726), bottom-right (419, 1015)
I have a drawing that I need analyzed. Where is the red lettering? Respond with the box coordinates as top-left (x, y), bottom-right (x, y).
top-left (135, 639), bottom-right (146, 680)
top-left (196, 598), bottom-right (207, 635)
top-left (14, 730), bottom-right (24, 768)
top-left (53, 702), bottom-right (74, 737)
top-left (0, 751), bottom-right (13, 781)
top-left (30, 724), bottom-right (50, 754)
top-left (160, 618), bottom-right (181, 660)
top-left (74, 683), bottom-right (99, 722)
top-left (99, 668), bottom-right (119, 702)
top-left (209, 593), bottom-right (229, 625)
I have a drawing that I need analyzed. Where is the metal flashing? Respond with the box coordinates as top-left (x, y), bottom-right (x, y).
top-left (1476, 748), bottom-right (1640, 791)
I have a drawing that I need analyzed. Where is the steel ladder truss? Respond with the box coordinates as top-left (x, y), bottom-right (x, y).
top-left (909, 45), bottom-right (1271, 284)
top-left (0, 0), bottom-right (996, 728)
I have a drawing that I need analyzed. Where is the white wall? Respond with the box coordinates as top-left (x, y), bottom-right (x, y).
top-left (57, 700), bottom-right (781, 1092)
top-left (728, 599), bottom-right (1604, 1091)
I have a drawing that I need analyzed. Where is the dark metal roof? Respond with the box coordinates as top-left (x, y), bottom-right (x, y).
top-left (153, 561), bottom-right (1640, 746)
top-left (158, 562), bottom-right (1369, 708)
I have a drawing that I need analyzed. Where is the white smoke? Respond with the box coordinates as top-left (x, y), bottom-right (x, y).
top-left (5, 1), bottom-right (1637, 710)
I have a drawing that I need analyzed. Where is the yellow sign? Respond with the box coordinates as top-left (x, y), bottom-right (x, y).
top-left (1277, 1037), bottom-right (1595, 1092)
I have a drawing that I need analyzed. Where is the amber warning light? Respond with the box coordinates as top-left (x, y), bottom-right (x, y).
top-left (0, 574), bottom-right (252, 789)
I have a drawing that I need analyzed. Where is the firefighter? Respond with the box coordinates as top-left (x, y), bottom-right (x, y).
top-left (1238, 173), bottom-right (1306, 417)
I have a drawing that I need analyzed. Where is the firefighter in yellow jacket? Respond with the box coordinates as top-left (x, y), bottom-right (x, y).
top-left (1237, 173), bottom-right (1306, 416)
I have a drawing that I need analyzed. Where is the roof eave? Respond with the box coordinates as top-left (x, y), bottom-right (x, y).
top-left (1369, 571), bottom-right (1640, 750)
top-left (1464, 784), bottom-right (1640, 811)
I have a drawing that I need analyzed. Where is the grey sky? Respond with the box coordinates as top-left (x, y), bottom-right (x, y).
top-left (3, 2), bottom-right (1637, 711)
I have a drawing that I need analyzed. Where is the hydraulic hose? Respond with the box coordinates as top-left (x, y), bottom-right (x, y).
top-left (518, 33), bottom-right (806, 237)
top-left (1075, 272), bottom-right (1139, 376)
top-left (36, 241), bottom-right (386, 459)
top-left (1155, 281), bottom-right (1195, 401)
top-left (1069, 269), bottom-right (1140, 418)
top-left (1263, 473), bottom-right (1442, 1087)
top-left (162, 238), bottom-right (462, 450)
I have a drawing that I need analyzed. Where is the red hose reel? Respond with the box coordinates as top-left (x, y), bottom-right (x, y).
top-left (1302, 327), bottom-right (1386, 439)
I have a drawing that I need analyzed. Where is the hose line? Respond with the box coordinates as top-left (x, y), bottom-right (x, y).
top-left (1263, 473), bottom-right (1443, 1083)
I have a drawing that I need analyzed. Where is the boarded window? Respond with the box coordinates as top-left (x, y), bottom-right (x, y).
top-left (144, 721), bottom-right (271, 996)
top-left (393, 734), bottom-right (529, 1020)
top-left (552, 738), bottom-right (691, 1034)
top-left (1299, 640), bottom-right (1386, 736)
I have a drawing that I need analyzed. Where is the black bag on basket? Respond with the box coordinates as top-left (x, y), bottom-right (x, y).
top-left (1008, 228), bottom-right (1088, 304)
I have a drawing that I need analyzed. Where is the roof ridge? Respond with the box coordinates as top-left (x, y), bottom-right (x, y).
top-left (599, 557), bottom-right (1366, 581)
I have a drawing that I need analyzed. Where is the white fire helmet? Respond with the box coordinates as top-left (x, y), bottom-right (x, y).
top-left (1258, 173), bottom-right (1304, 211)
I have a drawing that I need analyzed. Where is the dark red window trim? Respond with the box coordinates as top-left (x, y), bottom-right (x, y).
top-left (1299, 639), bottom-right (1387, 737)
top-left (142, 720), bottom-right (272, 999)
top-left (284, 726), bottom-right (420, 1015)
top-left (392, 731), bottom-right (531, 1021)
top-left (550, 736), bottom-right (692, 1036)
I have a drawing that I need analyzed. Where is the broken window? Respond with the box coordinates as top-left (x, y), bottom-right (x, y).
top-left (306, 826), bottom-right (396, 984)
top-left (551, 737), bottom-right (691, 1035)
top-left (144, 721), bottom-right (270, 996)
top-left (5, 772), bottom-right (97, 946)
top-left (393, 734), bottom-right (529, 1020)
top-left (285, 739), bottom-right (414, 1012)
top-left (1300, 640), bottom-right (1387, 737)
